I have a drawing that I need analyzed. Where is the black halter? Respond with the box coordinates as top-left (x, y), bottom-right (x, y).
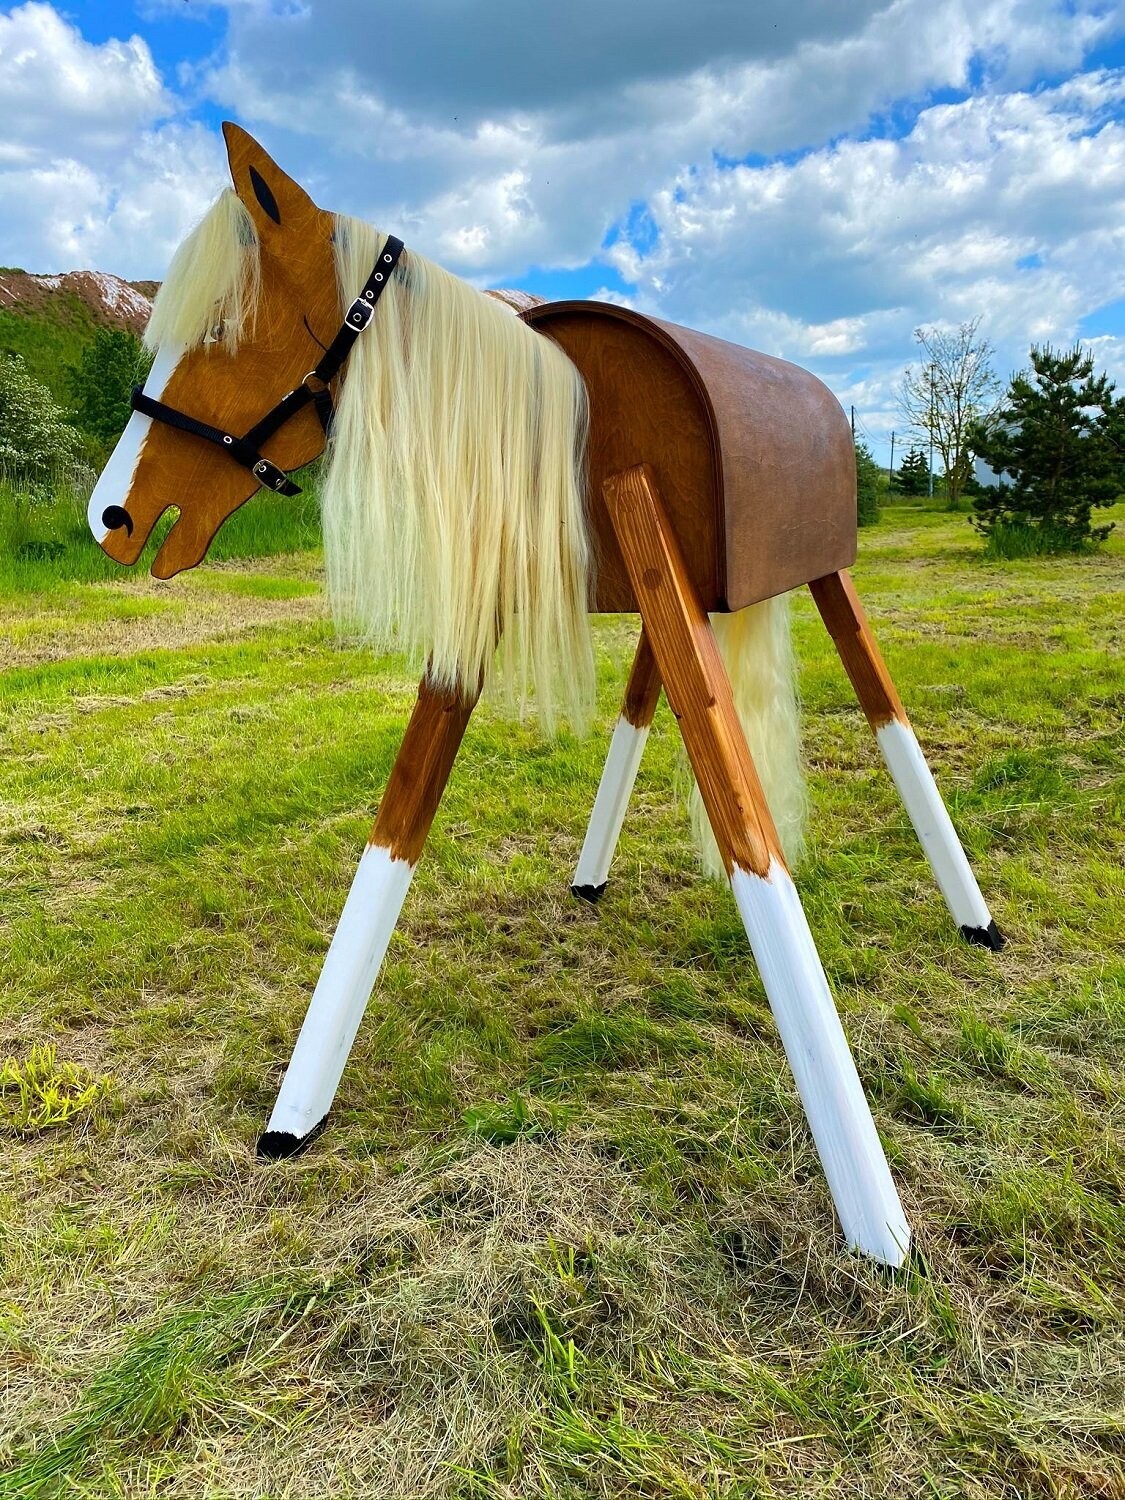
top-left (131, 236), bottom-right (405, 497)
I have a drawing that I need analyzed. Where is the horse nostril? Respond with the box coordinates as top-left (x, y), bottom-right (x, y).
top-left (101, 505), bottom-right (134, 537)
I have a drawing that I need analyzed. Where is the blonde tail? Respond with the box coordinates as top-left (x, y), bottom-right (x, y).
top-left (689, 593), bottom-right (806, 879)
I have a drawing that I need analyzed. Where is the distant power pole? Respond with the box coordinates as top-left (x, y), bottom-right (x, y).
top-left (888, 431), bottom-right (895, 484)
top-left (927, 367), bottom-right (935, 500)
top-left (850, 405), bottom-right (856, 439)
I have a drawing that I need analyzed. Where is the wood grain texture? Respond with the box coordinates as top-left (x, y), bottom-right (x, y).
top-left (525, 301), bottom-right (857, 613)
top-left (100, 124), bottom-right (344, 578)
top-left (369, 676), bottom-right (479, 863)
top-left (622, 630), bottom-right (662, 728)
top-left (808, 569), bottom-right (908, 730)
top-left (602, 463), bottom-right (785, 878)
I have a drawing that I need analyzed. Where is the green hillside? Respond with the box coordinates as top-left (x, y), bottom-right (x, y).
top-left (0, 292), bottom-right (108, 406)
top-left (0, 269), bottom-right (155, 408)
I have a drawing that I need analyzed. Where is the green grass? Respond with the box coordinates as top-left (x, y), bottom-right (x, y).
top-left (0, 503), bottom-right (1123, 1496)
top-left (0, 475), bottom-right (324, 589)
top-left (0, 295), bottom-right (103, 403)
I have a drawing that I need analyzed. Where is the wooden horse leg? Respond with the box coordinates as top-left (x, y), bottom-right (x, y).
top-left (258, 675), bottom-right (478, 1158)
top-left (809, 569), bottom-right (1003, 951)
top-left (603, 464), bottom-right (910, 1267)
top-left (571, 629), bottom-right (662, 903)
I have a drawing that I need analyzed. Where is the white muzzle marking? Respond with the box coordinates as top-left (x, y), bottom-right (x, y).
top-left (87, 343), bottom-right (185, 543)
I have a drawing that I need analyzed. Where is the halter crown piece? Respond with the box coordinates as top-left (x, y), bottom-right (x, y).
top-left (131, 236), bottom-right (406, 496)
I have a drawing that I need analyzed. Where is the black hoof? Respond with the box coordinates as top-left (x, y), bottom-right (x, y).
top-left (960, 920), bottom-right (1005, 952)
top-left (257, 1116), bottom-right (328, 1160)
top-left (570, 882), bottom-right (606, 905)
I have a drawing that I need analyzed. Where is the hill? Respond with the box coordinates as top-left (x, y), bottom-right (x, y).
top-left (0, 268), bottom-right (155, 403)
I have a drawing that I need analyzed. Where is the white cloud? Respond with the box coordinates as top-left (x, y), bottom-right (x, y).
top-left (1, 0), bottom-right (1124, 455)
top-left (0, 5), bottom-right (226, 273)
top-left (605, 74), bottom-right (1125, 444)
top-left (0, 2), bottom-right (169, 152)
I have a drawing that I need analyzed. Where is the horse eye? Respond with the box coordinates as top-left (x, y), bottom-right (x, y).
top-left (204, 321), bottom-right (225, 346)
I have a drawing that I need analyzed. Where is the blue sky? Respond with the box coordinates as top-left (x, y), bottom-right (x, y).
top-left (2, 0), bottom-right (1124, 462)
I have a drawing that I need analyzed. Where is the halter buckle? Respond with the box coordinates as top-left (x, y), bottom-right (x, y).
top-left (345, 296), bottom-right (375, 331)
top-left (253, 458), bottom-right (292, 492)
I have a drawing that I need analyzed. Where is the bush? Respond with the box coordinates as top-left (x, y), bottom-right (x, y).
top-left (68, 327), bottom-right (151, 451)
top-left (855, 440), bottom-right (882, 526)
top-left (970, 344), bottom-right (1123, 552)
top-left (0, 352), bottom-right (85, 493)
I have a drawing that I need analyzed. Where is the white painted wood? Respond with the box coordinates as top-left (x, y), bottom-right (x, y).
top-left (572, 717), bottom-right (649, 890)
top-left (87, 342), bottom-right (184, 542)
top-left (264, 843), bottom-right (415, 1143)
top-left (730, 859), bottom-right (911, 1267)
top-left (876, 719), bottom-right (993, 932)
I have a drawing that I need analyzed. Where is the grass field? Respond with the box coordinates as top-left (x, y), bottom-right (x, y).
top-left (1, 502), bottom-right (1123, 1498)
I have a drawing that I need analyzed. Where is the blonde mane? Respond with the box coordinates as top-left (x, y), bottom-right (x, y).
top-left (144, 191), bottom-right (260, 355)
top-left (324, 216), bottom-right (595, 734)
top-left (141, 193), bottom-right (806, 873)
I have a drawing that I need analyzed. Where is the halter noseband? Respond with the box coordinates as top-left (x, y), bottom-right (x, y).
top-left (131, 236), bottom-right (405, 497)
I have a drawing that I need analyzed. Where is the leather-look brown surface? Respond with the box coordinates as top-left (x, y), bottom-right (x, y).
top-left (524, 301), bottom-right (857, 613)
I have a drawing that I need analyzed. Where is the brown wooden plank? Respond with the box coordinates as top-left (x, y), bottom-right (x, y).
top-left (602, 464), bottom-right (783, 878)
top-left (808, 569), bottom-right (908, 731)
top-left (369, 676), bottom-right (479, 863)
top-left (622, 629), bottom-right (662, 728)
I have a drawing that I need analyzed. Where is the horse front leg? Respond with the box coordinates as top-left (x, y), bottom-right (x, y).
top-left (571, 629), bottom-right (662, 903)
top-left (603, 463), bottom-right (910, 1268)
top-left (258, 675), bottom-right (478, 1158)
top-left (809, 569), bottom-right (1003, 951)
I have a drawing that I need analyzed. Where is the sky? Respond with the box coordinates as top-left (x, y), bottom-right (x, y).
top-left (1, 0), bottom-right (1124, 464)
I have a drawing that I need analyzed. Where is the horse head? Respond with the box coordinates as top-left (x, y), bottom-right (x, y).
top-left (88, 123), bottom-right (339, 578)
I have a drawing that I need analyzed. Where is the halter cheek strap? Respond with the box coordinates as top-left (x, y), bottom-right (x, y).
top-left (131, 235), bottom-right (405, 496)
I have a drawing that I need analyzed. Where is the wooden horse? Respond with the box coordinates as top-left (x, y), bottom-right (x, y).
top-left (88, 124), bottom-right (1004, 1270)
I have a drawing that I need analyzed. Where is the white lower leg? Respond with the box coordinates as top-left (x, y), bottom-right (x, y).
top-left (731, 859), bottom-right (911, 1266)
top-left (259, 843), bottom-right (414, 1154)
top-left (876, 720), bottom-right (1000, 946)
top-left (572, 717), bottom-right (649, 897)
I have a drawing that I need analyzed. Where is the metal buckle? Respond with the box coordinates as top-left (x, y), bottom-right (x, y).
top-left (345, 296), bottom-right (375, 331)
top-left (253, 458), bottom-right (290, 492)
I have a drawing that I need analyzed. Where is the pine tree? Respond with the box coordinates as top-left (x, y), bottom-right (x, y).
top-left (855, 440), bottom-right (881, 526)
top-left (970, 344), bottom-right (1123, 550)
top-left (894, 445), bottom-right (930, 496)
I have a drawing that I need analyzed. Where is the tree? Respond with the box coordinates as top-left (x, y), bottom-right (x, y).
top-left (894, 445), bottom-right (930, 496)
top-left (855, 439), bottom-right (881, 526)
top-left (899, 317), bottom-right (1000, 511)
top-left (969, 343), bottom-right (1124, 550)
top-left (0, 353), bottom-right (83, 489)
top-left (68, 327), bottom-right (151, 447)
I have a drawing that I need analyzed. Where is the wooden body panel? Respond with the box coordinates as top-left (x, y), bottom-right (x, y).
top-left (524, 301), bottom-right (857, 613)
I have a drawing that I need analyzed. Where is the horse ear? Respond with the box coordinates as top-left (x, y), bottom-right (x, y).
top-left (222, 121), bottom-right (320, 236)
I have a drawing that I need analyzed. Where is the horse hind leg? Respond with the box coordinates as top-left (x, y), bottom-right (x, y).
top-left (571, 629), bottom-right (661, 903)
top-left (603, 463), bottom-right (910, 1267)
top-left (258, 675), bottom-right (478, 1158)
top-left (809, 569), bottom-right (1003, 951)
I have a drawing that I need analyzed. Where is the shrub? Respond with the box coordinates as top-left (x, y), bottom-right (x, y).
top-left (68, 326), bottom-right (151, 449)
top-left (0, 352), bottom-right (84, 492)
